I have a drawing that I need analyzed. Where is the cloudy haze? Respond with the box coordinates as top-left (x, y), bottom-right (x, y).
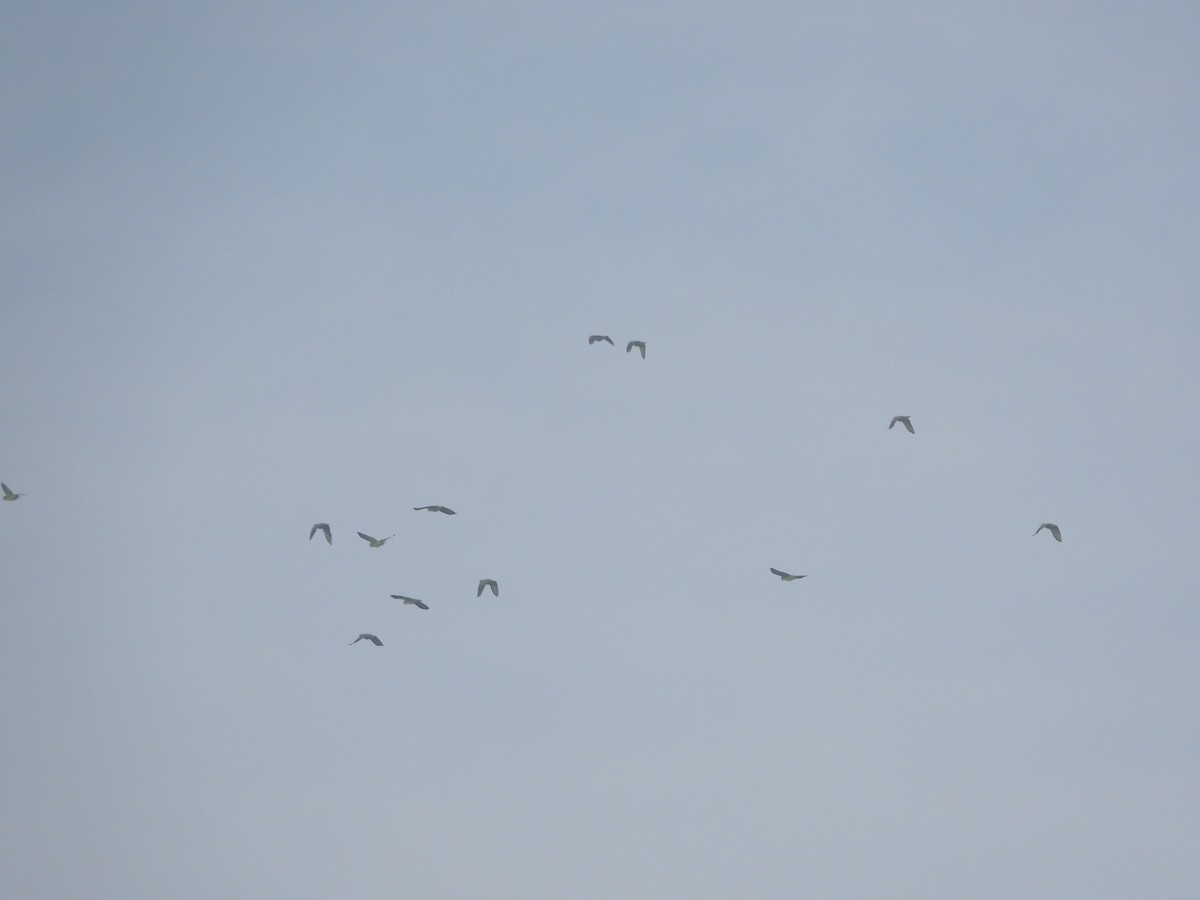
top-left (2, 3), bottom-right (1198, 897)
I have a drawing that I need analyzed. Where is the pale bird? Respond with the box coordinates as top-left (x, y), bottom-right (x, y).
top-left (889, 416), bottom-right (915, 433)
top-left (414, 505), bottom-right (457, 515)
top-left (391, 594), bottom-right (430, 610)
top-left (309, 523), bottom-right (332, 544)
top-left (770, 568), bottom-right (807, 581)
top-left (350, 634), bottom-right (383, 646)
top-left (626, 340), bottom-right (646, 358)
top-left (2, 483), bottom-right (24, 501)
top-left (357, 532), bottom-right (395, 548)
top-left (477, 579), bottom-right (499, 597)
top-left (1034, 523), bottom-right (1063, 542)
top-left (588, 335), bottom-right (615, 345)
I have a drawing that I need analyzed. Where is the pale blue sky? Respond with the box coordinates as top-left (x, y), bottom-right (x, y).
top-left (2, 3), bottom-right (1198, 897)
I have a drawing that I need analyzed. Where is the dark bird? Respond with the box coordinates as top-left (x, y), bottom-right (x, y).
top-left (1034, 523), bottom-right (1063, 542)
top-left (391, 594), bottom-right (430, 610)
top-left (414, 505), bottom-right (456, 515)
top-left (588, 335), bottom-right (615, 345)
top-left (626, 340), bottom-right (646, 358)
top-left (477, 579), bottom-right (499, 597)
top-left (2, 483), bottom-right (24, 501)
top-left (309, 523), bottom-right (332, 544)
top-left (889, 415), bottom-right (915, 433)
top-left (350, 634), bottom-right (383, 646)
top-left (770, 568), bottom-right (807, 581)
top-left (357, 532), bottom-right (394, 548)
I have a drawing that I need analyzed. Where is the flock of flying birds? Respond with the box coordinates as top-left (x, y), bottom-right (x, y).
top-left (3, 334), bottom-right (1064, 649)
top-left (295, 334), bottom-right (1061, 648)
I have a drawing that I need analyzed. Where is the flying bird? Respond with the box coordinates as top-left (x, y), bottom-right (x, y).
top-left (889, 416), bottom-right (915, 433)
top-left (350, 634), bottom-right (383, 646)
top-left (1034, 523), bottom-right (1063, 542)
top-left (626, 340), bottom-right (646, 358)
top-left (357, 532), bottom-right (395, 548)
top-left (391, 594), bottom-right (430, 610)
top-left (413, 505), bottom-right (456, 515)
top-left (770, 568), bottom-right (807, 581)
top-left (2, 483), bottom-right (24, 501)
top-left (477, 579), bottom-right (499, 597)
top-left (309, 523), bottom-right (332, 544)
top-left (588, 335), bottom-right (615, 345)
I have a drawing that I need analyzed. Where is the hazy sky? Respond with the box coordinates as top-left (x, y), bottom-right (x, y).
top-left (2, 3), bottom-right (1198, 897)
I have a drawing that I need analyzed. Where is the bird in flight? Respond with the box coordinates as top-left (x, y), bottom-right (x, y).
top-left (1034, 523), bottom-right (1063, 542)
top-left (414, 505), bottom-right (456, 515)
top-left (477, 579), bottom-right (499, 597)
top-left (357, 532), bottom-right (394, 547)
top-left (588, 335), bottom-right (615, 345)
top-left (309, 523), bottom-right (332, 544)
top-left (2, 483), bottom-right (24, 501)
top-left (391, 594), bottom-right (430, 610)
top-left (350, 634), bottom-right (383, 646)
top-left (889, 416), bottom-right (915, 433)
top-left (626, 340), bottom-right (646, 358)
top-left (770, 568), bottom-right (807, 581)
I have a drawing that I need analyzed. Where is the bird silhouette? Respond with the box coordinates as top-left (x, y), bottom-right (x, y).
top-left (770, 568), bottom-right (807, 581)
top-left (588, 335), bottom-right (615, 345)
top-left (350, 634), bottom-right (383, 646)
top-left (477, 579), bottom-right (499, 597)
top-left (2, 483), bottom-right (24, 501)
top-left (413, 505), bottom-right (456, 515)
top-left (626, 340), bottom-right (646, 358)
top-left (391, 594), bottom-right (430, 610)
top-left (309, 523), bottom-right (332, 544)
top-left (1034, 523), bottom-right (1063, 542)
top-left (357, 532), bottom-right (394, 548)
top-left (889, 416), bottom-right (915, 433)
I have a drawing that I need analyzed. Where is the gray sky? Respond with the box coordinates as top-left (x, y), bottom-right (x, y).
top-left (2, 3), bottom-right (1198, 897)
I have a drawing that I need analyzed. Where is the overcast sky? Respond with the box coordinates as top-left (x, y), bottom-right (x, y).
top-left (2, 3), bottom-right (1198, 897)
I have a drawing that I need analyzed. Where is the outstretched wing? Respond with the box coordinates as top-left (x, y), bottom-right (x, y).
top-left (903, 418), bottom-right (914, 433)
top-left (770, 567), bottom-right (789, 578)
top-left (357, 532), bottom-right (376, 543)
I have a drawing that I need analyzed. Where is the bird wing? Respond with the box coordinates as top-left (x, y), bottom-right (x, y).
top-left (1049, 524), bottom-right (1062, 541)
top-left (404, 598), bottom-right (430, 610)
top-left (357, 532), bottom-right (375, 543)
top-left (903, 418), bottom-right (914, 433)
top-left (770, 568), bottom-right (789, 578)
top-left (440, 507), bottom-right (456, 514)
top-left (488, 581), bottom-right (499, 596)
top-left (888, 417), bottom-right (899, 429)
top-left (477, 581), bottom-right (486, 597)
top-left (1, 484), bottom-right (13, 498)
top-left (603, 336), bottom-right (614, 344)
top-left (368, 635), bottom-right (383, 645)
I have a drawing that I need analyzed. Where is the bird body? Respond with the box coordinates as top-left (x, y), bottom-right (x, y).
top-left (588, 335), bottom-right (615, 345)
top-left (309, 522), bottom-right (332, 544)
top-left (350, 634), bottom-right (383, 646)
top-left (770, 568), bottom-right (807, 581)
top-left (477, 579), bottom-right (499, 597)
top-left (2, 483), bottom-right (24, 501)
top-left (626, 340), bottom-right (646, 358)
top-left (414, 505), bottom-right (456, 515)
top-left (1034, 523), bottom-right (1063, 542)
top-left (391, 594), bottom-right (430, 610)
top-left (889, 416), bottom-right (915, 433)
top-left (357, 532), bottom-right (394, 548)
